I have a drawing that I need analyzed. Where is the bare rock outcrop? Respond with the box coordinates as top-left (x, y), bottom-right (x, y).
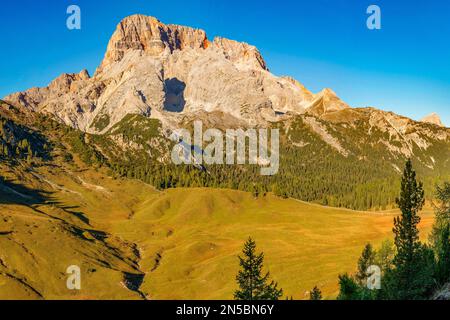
top-left (2, 14), bottom-right (449, 174)
top-left (96, 15), bottom-right (209, 75)
top-left (212, 37), bottom-right (268, 71)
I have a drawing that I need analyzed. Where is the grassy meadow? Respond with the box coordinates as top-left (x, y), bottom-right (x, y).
top-left (0, 163), bottom-right (434, 299)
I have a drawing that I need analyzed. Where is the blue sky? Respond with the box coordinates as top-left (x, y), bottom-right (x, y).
top-left (1, 0), bottom-right (449, 125)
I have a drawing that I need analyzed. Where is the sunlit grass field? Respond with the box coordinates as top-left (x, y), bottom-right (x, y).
top-left (0, 164), bottom-right (434, 299)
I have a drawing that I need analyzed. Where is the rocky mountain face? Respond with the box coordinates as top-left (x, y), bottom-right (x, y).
top-left (5, 14), bottom-right (317, 133)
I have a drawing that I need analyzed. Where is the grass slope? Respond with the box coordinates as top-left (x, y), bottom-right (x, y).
top-left (110, 188), bottom-right (434, 299)
top-left (0, 163), bottom-right (434, 299)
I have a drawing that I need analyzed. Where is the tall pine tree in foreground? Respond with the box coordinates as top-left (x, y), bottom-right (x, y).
top-left (234, 237), bottom-right (283, 300)
top-left (383, 159), bottom-right (435, 299)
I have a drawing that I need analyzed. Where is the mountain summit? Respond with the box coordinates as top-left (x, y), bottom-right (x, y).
top-left (306, 88), bottom-right (350, 117)
top-left (6, 14), bottom-right (319, 132)
top-left (96, 15), bottom-right (209, 74)
top-left (96, 15), bottom-right (268, 75)
top-left (421, 112), bottom-right (444, 127)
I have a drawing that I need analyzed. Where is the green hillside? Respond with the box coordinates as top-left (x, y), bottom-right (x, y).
top-left (81, 112), bottom-right (450, 211)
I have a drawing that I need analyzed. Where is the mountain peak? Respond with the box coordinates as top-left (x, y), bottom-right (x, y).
top-left (95, 14), bottom-right (268, 75)
top-left (306, 88), bottom-right (350, 116)
top-left (96, 14), bottom-right (209, 74)
top-left (321, 88), bottom-right (338, 97)
top-left (421, 112), bottom-right (444, 127)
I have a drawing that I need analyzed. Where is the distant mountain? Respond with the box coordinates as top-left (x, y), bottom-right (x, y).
top-left (421, 113), bottom-right (444, 127)
top-left (306, 88), bottom-right (350, 117)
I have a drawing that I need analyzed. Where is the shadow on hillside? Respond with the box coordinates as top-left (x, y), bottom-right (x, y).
top-left (163, 78), bottom-right (186, 112)
top-left (58, 205), bottom-right (90, 225)
top-left (123, 272), bottom-right (146, 299)
top-left (0, 177), bottom-right (90, 225)
top-left (0, 177), bottom-right (50, 206)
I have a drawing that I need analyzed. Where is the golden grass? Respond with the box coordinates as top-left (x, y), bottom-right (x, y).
top-left (0, 164), bottom-right (435, 300)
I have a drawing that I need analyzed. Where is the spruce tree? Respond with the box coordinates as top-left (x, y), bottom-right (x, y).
top-left (337, 274), bottom-right (360, 300)
top-left (435, 224), bottom-right (450, 284)
top-left (234, 237), bottom-right (283, 300)
top-left (310, 286), bottom-right (322, 300)
top-left (375, 240), bottom-right (395, 274)
top-left (387, 159), bottom-right (434, 299)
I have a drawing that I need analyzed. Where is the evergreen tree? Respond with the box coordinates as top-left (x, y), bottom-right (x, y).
top-left (337, 274), bottom-right (360, 300)
top-left (434, 224), bottom-right (450, 284)
top-left (234, 237), bottom-right (283, 300)
top-left (310, 286), bottom-right (322, 300)
top-left (375, 240), bottom-right (395, 274)
top-left (355, 243), bottom-right (376, 285)
top-left (385, 159), bottom-right (434, 299)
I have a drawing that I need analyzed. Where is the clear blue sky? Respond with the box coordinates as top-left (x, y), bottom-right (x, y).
top-left (1, 0), bottom-right (449, 125)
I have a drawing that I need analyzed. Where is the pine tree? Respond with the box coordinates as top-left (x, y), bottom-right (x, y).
top-left (355, 243), bottom-right (376, 285)
top-left (337, 274), bottom-right (360, 300)
top-left (310, 286), bottom-right (322, 300)
top-left (435, 224), bottom-right (450, 284)
top-left (386, 159), bottom-right (434, 299)
top-left (234, 237), bottom-right (283, 300)
top-left (375, 240), bottom-right (395, 274)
